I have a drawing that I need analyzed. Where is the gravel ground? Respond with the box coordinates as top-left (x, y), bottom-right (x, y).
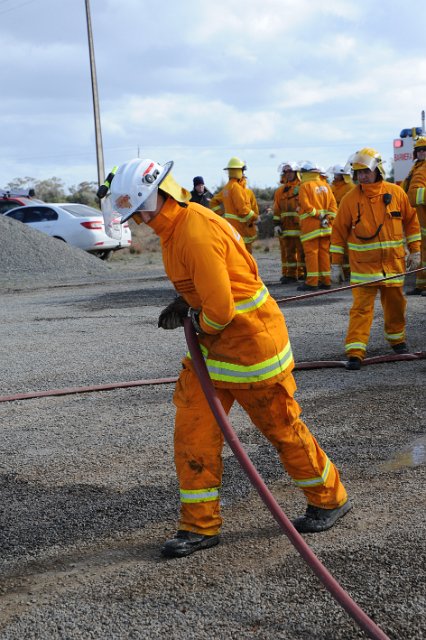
top-left (0, 222), bottom-right (425, 639)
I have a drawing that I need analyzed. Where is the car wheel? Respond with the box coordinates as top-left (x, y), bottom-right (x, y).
top-left (97, 249), bottom-right (114, 261)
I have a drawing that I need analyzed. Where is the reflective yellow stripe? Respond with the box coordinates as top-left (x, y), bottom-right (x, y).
top-left (201, 286), bottom-right (269, 331)
top-left (406, 232), bottom-right (422, 243)
top-left (281, 230), bottom-right (301, 237)
top-left (345, 342), bottom-right (366, 352)
top-left (416, 187), bottom-right (425, 205)
top-left (350, 271), bottom-right (404, 285)
top-left (280, 211), bottom-right (298, 218)
top-left (300, 228), bottom-right (331, 242)
top-left (180, 487), bottom-right (220, 504)
top-left (299, 209), bottom-right (316, 221)
top-left (293, 457), bottom-right (331, 488)
top-left (235, 285), bottom-right (269, 314)
top-left (330, 244), bottom-right (345, 254)
top-left (384, 331), bottom-right (404, 340)
top-left (347, 240), bottom-right (404, 252)
top-left (205, 342), bottom-right (293, 384)
top-left (224, 209), bottom-right (255, 223)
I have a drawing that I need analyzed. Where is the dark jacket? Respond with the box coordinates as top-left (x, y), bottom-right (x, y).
top-left (190, 188), bottom-right (213, 209)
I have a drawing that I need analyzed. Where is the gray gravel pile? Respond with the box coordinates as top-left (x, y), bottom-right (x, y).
top-left (0, 215), bottom-right (111, 290)
top-left (0, 251), bottom-right (424, 639)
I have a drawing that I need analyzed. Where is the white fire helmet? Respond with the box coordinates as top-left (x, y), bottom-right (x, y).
top-left (328, 164), bottom-right (351, 176)
top-left (299, 160), bottom-right (321, 173)
top-left (107, 158), bottom-right (174, 223)
top-left (278, 161), bottom-right (299, 174)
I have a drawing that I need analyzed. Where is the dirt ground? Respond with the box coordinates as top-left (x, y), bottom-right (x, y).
top-left (0, 243), bottom-right (425, 640)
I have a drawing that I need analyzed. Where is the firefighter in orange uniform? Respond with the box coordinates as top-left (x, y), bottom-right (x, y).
top-left (210, 157), bottom-right (258, 253)
top-left (330, 148), bottom-right (421, 370)
top-left (403, 136), bottom-right (426, 295)
top-left (330, 164), bottom-right (355, 280)
top-left (297, 161), bottom-right (337, 291)
top-left (108, 157), bottom-right (351, 557)
top-left (273, 162), bottom-right (304, 284)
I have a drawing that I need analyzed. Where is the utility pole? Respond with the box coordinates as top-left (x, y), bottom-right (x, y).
top-left (84, 0), bottom-right (105, 187)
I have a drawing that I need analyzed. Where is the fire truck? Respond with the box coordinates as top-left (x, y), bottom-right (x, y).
top-left (393, 110), bottom-right (425, 184)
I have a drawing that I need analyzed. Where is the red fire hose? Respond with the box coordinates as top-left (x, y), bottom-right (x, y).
top-left (183, 317), bottom-right (390, 640)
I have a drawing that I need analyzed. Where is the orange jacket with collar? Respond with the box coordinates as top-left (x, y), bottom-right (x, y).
top-left (149, 197), bottom-right (294, 388)
top-left (330, 181), bottom-right (421, 285)
top-left (297, 173), bottom-right (337, 242)
top-left (331, 179), bottom-right (355, 206)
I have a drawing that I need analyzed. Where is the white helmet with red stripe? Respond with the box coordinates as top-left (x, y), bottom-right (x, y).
top-left (110, 158), bottom-right (173, 223)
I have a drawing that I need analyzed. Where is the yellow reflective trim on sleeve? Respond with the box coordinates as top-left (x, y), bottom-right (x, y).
top-left (224, 209), bottom-right (255, 223)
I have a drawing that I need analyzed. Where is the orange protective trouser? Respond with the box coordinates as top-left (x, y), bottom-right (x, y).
top-left (302, 236), bottom-right (331, 287)
top-left (173, 364), bottom-right (348, 536)
top-left (345, 285), bottom-right (407, 359)
top-left (279, 235), bottom-right (305, 278)
top-left (415, 205), bottom-right (426, 289)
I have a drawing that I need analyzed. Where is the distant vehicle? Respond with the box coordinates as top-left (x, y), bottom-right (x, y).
top-left (4, 202), bottom-right (132, 260)
top-left (0, 188), bottom-right (44, 214)
top-left (393, 110), bottom-right (425, 183)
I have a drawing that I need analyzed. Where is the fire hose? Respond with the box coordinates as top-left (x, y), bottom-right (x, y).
top-left (183, 317), bottom-right (390, 640)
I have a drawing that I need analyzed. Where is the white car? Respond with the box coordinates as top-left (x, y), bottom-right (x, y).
top-left (4, 202), bottom-right (132, 260)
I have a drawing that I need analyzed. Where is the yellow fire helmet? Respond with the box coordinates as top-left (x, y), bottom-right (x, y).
top-left (413, 136), bottom-right (426, 159)
top-left (224, 156), bottom-right (246, 170)
top-left (348, 148), bottom-right (385, 178)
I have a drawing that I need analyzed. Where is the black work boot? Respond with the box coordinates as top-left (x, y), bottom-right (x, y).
top-left (345, 356), bottom-right (361, 370)
top-left (318, 284), bottom-right (331, 290)
top-left (391, 342), bottom-right (409, 354)
top-left (280, 276), bottom-right (297, 284)
top-left (297, 283), bottom-right (318, 291)
top-left (406, 288), bottom-right (423, 296)
top-left (161, 530), bottom-right (220, 558)
top-left (293, 500), bottom-right (352, 533)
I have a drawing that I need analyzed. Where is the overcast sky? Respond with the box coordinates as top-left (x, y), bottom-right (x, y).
top-left (1, 0), bottom-right (425, 193)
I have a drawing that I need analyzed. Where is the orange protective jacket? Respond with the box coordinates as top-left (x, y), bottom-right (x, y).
top-left (403, 159), bottom-right (426, 208)
top-left (210, 178), bottom-right (258, 245)
top-left (149, 197), bottom-right (294, 388)
top-left (273, 178), bottom-right (300, 236)
top-left (331, 179), bottom-right (355, 206)
top-left (297, 174), bottom-right (337, 242)
top-left (330, 181), bottom-right (421, 286)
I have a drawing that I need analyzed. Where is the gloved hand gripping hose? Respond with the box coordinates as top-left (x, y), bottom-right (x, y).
top-left (183, 317), bottom-right (390, 640)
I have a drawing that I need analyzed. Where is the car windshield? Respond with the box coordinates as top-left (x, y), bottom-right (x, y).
top-left (59, 204), bottom-right (102, 218)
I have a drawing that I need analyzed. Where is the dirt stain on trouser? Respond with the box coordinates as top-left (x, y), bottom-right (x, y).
top-left (173, 365), bottom-right (348, 536)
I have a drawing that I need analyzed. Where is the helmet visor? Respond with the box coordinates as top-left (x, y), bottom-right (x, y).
top-left (101, 195), bottom-right (122, 240)
top-left (349, 152), bottom-right (379, 172)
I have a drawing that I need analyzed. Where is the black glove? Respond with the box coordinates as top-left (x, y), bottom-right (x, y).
top-left (158, 296), bottom-right (190, 330)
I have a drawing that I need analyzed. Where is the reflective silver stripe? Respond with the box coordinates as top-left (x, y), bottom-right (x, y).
top-left (224, 209), bottom-right (255, 223)
top-left (235, 285), bottom-right (269, 314)
top-left (416, 187), bottom-right (425, 205)
top-left (293, 457), bottom-right (331, 488)
top-left (347, 240), bottom-right (404, 252)
top-left (384, 331), bottom-right (404, 340)
top-left (205, 342), bottom-right (293, 384)
top-left (330, 244), bottom-right (345, 254)
top-left (345, 342), bottom-right (366, 352)
top-left (180, 487), bottom-right (220, 503)
top-left (300, 228), bottom-right (331, 242)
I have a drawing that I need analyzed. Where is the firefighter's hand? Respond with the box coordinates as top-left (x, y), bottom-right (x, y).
top-left (406, 251), bottom-right (421, 271)
top-left (331, 264), bottom-right (344, 284)
top-left (319, 213), bottom-right (329, 228)
top-left (274, 225), bottom-right (282, 237)
top-left (158, 296), bottom-right (190, 330)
